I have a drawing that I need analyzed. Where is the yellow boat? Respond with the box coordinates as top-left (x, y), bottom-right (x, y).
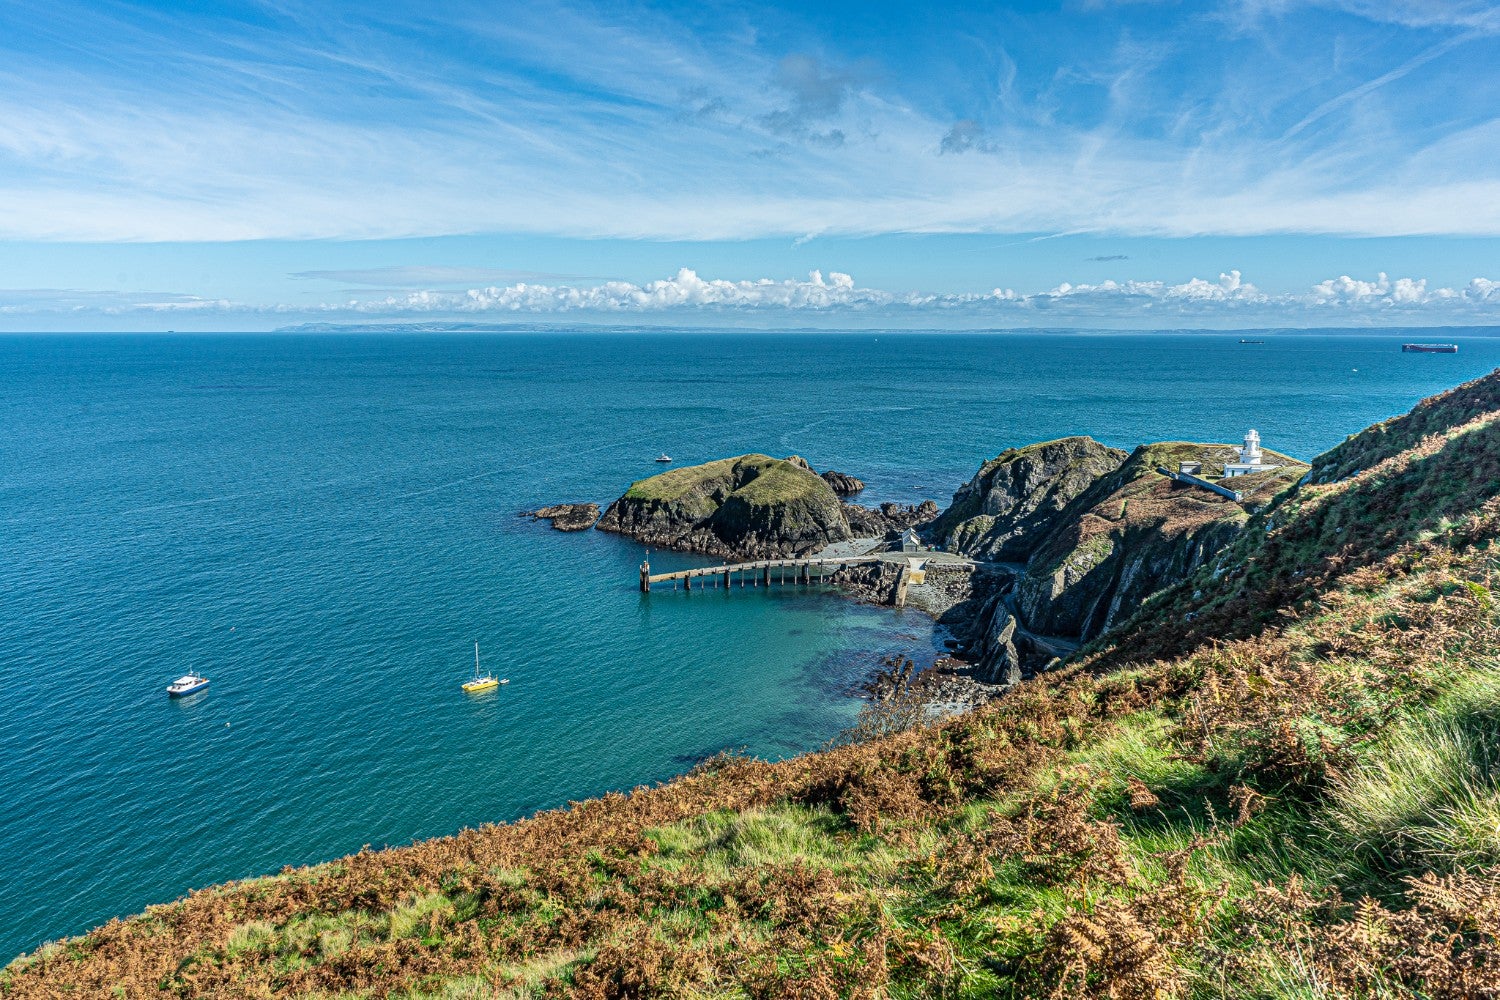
top-left (462, 641), bottom-right (508, 693)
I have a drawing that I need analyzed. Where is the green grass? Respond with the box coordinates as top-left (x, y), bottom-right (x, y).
top-left (389, 891), bottom-right (456, 941)
top-left (618, 453), bottom-right (832, 513)
top-left (1322, 670), bottom-right (1500, 876)
top-left (224, 919), bottom-right (276, 959)
top-left (646, 805), bottom-right (914, 879)
top-left (621, 456), bottom-right (747, 502)
top-left (731, 462), bottom-right (828, 508)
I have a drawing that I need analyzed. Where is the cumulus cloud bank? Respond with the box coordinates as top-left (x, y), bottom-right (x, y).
top-left (14, 268), bottom-right (1500, 329)
top-left (332, 268), bottom-right (1500, 322)
top-left (363, 269), bottom-right (886, 314)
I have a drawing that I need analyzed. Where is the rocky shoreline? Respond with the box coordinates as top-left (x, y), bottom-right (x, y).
top-left (527, 436), bottom-right (1310, 720)
top-left (520, 503), bottom-right (600, 531)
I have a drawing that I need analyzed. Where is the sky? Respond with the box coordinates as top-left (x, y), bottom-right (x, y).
top-left (2, 0), bottom-right (1499, 331)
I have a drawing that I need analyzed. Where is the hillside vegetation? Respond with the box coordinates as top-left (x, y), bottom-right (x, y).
top-left (8, 372), bottom-right (1500, 999)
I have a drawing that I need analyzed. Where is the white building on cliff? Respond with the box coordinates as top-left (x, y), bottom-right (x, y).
top-left (1222, 429), bottom-right (1281, 478)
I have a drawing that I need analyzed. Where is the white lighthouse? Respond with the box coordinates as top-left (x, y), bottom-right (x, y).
top-left (1223, 428), bottom-right (1278, 478)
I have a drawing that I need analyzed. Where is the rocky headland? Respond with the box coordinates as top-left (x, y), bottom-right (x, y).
top-left (591, 454), bottom-right (940, 557)
top-left (554, 438), bottom-right (1310, 698)
top-left (594, 453), bottom-right (854, 559)
top-left (933, 437), bottom-right (1307, 686)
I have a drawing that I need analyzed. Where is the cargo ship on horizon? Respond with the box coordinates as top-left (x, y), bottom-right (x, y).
top-left (1402, 343), bottom-right (1459, 353)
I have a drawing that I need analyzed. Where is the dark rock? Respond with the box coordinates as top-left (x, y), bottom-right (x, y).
top-left (843, 499), bottom-right (939, 537)
top-left (523, 503), bottom-right (600, 531)
top-left (827, 560), bottom-right (904, 605)
top-left (820, 470), bottom-right (866, 496)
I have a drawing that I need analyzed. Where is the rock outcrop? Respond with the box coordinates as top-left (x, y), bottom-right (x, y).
top-left (596, 454), bottom-right (852, 559)
top-left (970, 601), bottom-right (1022, 686)
top-left (1010, 442), bottom-right (1306, 642)
top-left (820, 470), bottom-right (866, 496)
top-left (843, 500), bottom-right (939, 538)
top-left (826, 560), bottom-right (904, 605)
top-left (935, 439), bottom-right (1308, 683)
top-left (929, 437), bottom-right (1127, 561)
top-left (523, 503), bottom-right (600, 532)
top-left (592, 438), bottom-right (1308, 687)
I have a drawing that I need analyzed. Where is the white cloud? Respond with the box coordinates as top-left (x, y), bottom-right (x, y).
top-left (1042, 271), bottom-right (1263, 303)
top-left (1240, 1), bottom-right (1500, 32)
top-left (276, 265), bottom-right (1500, 327)
top-left (8, 268), bottom-right (1500, 329)
top-left (359, 269), bottom-right (886, 313)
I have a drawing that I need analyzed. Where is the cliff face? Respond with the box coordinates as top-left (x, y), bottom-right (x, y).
top-left (1091, 368), bottom-right (1500, 669)
top-left (1013, 444), bottom-right (1305, 641)
top-left (596, 454), bottom-right (852, 558)
top-left (942, 440), bottom-right (1308, 682)
top-left (929, 437), bottom-right (1128, 561)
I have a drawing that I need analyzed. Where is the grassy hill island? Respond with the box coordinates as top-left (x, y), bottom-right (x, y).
top-left (8, 371), bottom-right (1500, 998)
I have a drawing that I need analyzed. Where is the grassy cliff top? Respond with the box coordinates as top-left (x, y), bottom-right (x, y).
top-left (974, 435), bottom-right (1116, 470)
top-left (9, 380), bottom-right (1500, 999)
top-left (619, 454), bottom-right (830, 508)
top-left (1310, 367), bottom-right (1500, 484)
top-left (732, 460), bottom-right (836, 508)
top-left (620, 455), bottom-right (752, 502)
top-left (1123, 440), bottom-right (1307, 480)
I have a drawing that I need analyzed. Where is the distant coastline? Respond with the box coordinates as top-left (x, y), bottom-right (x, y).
top-left (270, 322), bottom-right (1500, 336)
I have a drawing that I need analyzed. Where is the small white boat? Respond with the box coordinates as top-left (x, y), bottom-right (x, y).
top-left (655, 454), bottom-right (672, 463)
top-left (167, 673), bottom-right (210, 697)
top-left (462, 641), bottom-right (508, 694)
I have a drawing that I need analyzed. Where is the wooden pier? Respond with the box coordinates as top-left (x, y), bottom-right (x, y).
top-left (638, 555), bottom-right (882, 592)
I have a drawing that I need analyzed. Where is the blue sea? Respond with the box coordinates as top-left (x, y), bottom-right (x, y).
top-left (2, 331), bottom-right (1496, 960)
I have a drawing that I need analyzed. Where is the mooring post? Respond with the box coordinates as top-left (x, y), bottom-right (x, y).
top-left (685, 573), bottom-right (692, 591)
top-left (640, 557), bottom-right (651, 593)
top-left (723, 568), bottom-right (731, 589)
top-left (801, 564), bottom-right (811, 585)
top-left (762, 565), bottom-right (771, 587)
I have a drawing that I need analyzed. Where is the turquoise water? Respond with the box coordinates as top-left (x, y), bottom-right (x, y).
top-left (2, 331), bottom-right (1496, 959)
